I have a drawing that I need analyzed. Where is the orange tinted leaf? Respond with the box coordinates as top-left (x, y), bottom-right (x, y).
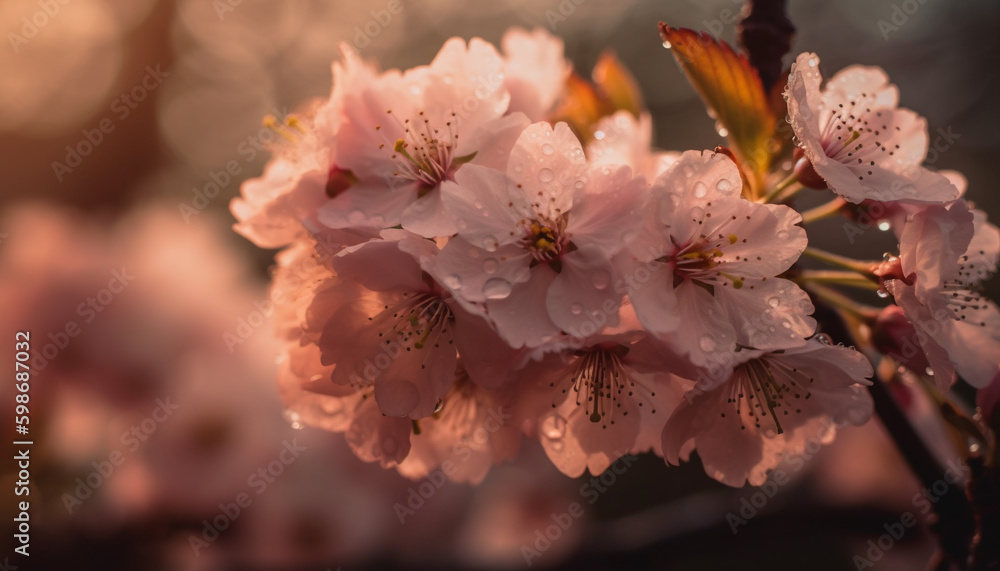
top-left (658, 24), bottom-right (776, 195)
top-left (550, 73), bottom-right (605, 140)
top-left (592, 50), bottom-right (644, 118)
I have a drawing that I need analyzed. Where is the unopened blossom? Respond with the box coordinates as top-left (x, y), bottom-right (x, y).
top-left (883, 200), bottom-right (1000, 388)
top-left (435, 121), bottom-right (647, 347)
top-left (663, 338), bottom-right (874, 487)
top-left (317, 40), bottom-right (529, 238)
top-left (626, 150), bottom-right (816, 370)
top-left (500, 27), bottom-right (572, 122)
top-left (586, 110), bottom-right (679, 181)
top-left (785, 52), bottom-right (959, 204)
top-left (516, 310), bottom-right (684, 476)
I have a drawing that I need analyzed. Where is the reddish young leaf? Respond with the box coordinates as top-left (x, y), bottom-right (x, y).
top-left (658, 23), bottom-right (777, 196)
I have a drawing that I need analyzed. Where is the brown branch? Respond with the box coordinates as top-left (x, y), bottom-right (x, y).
top-left (736, 0), bottom-right (795, 93)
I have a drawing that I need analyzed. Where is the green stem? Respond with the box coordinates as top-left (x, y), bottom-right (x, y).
top-left (761, 173), bottom-right (799, 203)
top-left (801, 197), bottom-right (847, 224)
top-left (795, 269), bottom-right (879, 290)
top-left (803, 282), bottom-right (881, 321)
top-left (802, 247), bottom-right (877, 275)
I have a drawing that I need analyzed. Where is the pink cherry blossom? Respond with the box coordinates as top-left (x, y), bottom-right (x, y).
top-left (515, 318), bottom-right (684, 477)
top-left (317, 40), bottom-right (529, 238)
top-left (586, 110), bottom-right (680, 181)
top-left (884, 200), bottom-right (1000, 388)
top-left (663, 338), bottom-right (874, 487)
top-left (626, 150), bottom-right (815, 370)
top-left (786, 52), bottom-right (959, 204)
top-left (436, 121), bottom-right (647, 347)
top-left (500, 27), bottom-right (572, 122)
top-left (397, 365), bottom-right (521, 484)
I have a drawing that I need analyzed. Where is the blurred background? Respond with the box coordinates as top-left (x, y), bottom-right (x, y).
top-left (1, 0), bottom-right (997, 569)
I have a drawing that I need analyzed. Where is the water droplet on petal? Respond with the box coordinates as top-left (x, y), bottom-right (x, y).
top-left (777, 230), bottom-right (789, 240)
top-left (815, 333), bottom-right (833, 345)
top-left (807, 57), bottom-right (818, 67)
top-left (570, 303), bottom-right (583, 315)
top-left (538, 168), bottom-right (555, 183)
top-left (541, 414), bottom-right (567, 440)
top-left (574, 179), bottom-right (585, 189)
top-left (445, 274), bottom-right (463, 289)
top-left (542, 143), bottom-right (555, 155)
top-left (925, 367), bottom-right (935, 376)
top-left (877, 220), bottom-right (891, 231)
top-left (348, 210), bottom-right (366, 224)
top-left (717, 179), bottom-right (732, 192)
top-left (591, 270), bottom-right (611, 290)
top-left (483, 277), bottom-right (512, 300)
top-left (282, 409), bottom-right (304, 430)
top-left (662, 40), bottom-right (672, 49)
top-left (690, 206), bottom-right (705, 219)
top-left (433, 399), bottom-right (444, 413)
top-left (693, 182), bottom-right (708, 198)
top-left (768, 297), bottom-right (780, 308)
top-left (877, 289), bottom-right (889, 299)
top-left (482, 258), bottom-right (499, 274)
top-left (699, 334), bottom-right (716, 352)
top-left (483, 235), bottom-right (499, 252)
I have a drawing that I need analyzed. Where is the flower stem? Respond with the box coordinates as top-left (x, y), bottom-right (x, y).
top-left (801, 282), bottom-right (880, 321)
top-left (801, 247), bottom-right (877, 275)
top-left (761, 173), bottom-right (800, 203)
top-left (801, 197), bottom-right (847, 224)
top-left (796, 269), bottom-right (879, 290)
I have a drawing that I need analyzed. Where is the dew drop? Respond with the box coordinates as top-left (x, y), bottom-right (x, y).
top-left (777, 230), bottom-right (789, 240)
top-left (482, 258), bottom-right (499, 274)
top-left (591, 270), bottom-right (611, 290)
top-left (690, 206), bottom-right (705, 219)
top-left (717, 179), bottom-right (732, 191)
top-left (807, 57), bottom-right (818, 67)
top-left (815, 333), bottom-right (832, 345)
top-left (574, 180), bottom-right (585, 189)
top-left (541, 414), bottom-right (568, 440)
top-left (483, 277), bottom-right (512, 299)
top-left (662, 40), bottom-right (672, 49)
top-left (593, 130), bottom-right (606, 140)
top-left (877, 290), bottom-right (889, 299)
top-left (348, 210), bottom-right (366, 224)
top-left (444, 273), bottom-right (463, 289)
top-left (282, 409), bottom-right (304, 430)
top-left (570, 303), bottom-right (583, 315)
top-left (768, 297), bottom-right (780, 308)
top-left (542, 143), bottom-right (555, 155)
top-left (538, 168), bottom-right (555, 183)
top-left (693, 182), bottom-right (708, 198)
top-left (483, 236), bottom-right (499, 252)
top-left (699, 334), bottom-right (717, 352)
top-left (925, 367), bottom-right (935, 376)
top-left (877, 220), bottom-right (891, 231)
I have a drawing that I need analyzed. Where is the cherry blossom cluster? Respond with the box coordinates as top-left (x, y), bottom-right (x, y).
top-left (232, 30), bottom-right (999, 487)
